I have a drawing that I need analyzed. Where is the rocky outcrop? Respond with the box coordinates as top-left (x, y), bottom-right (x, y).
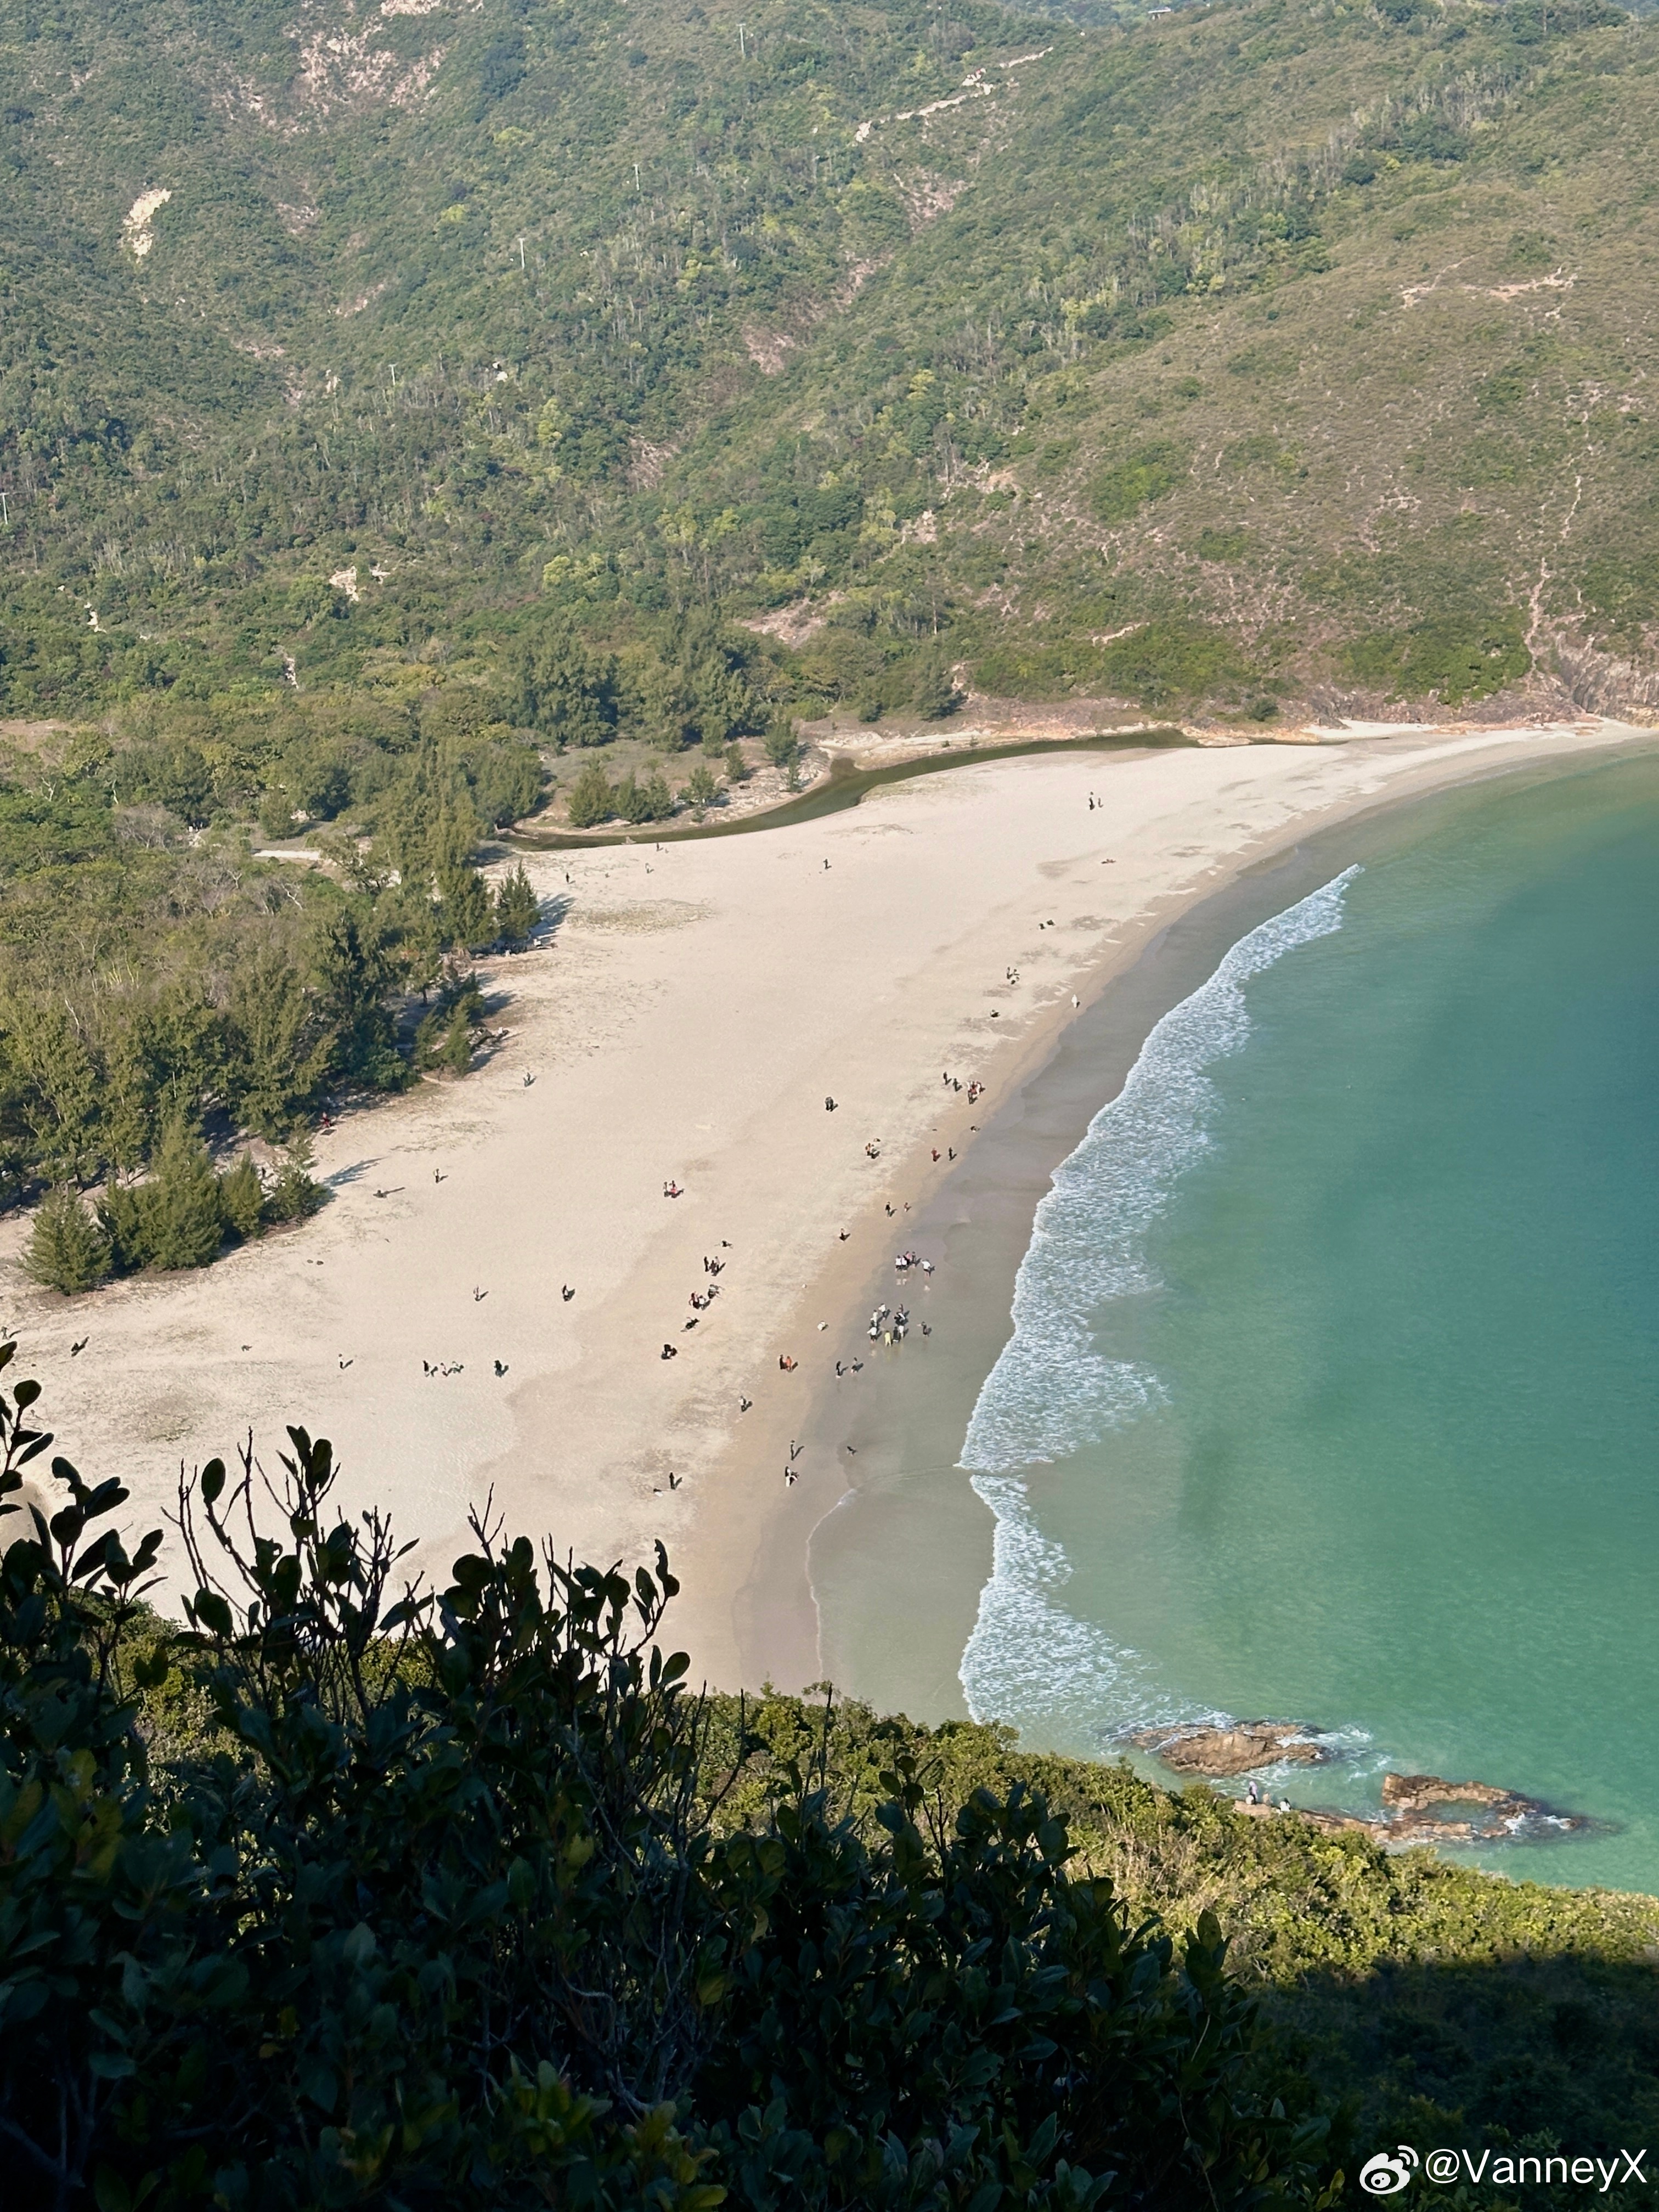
top-left (1239, 1770), bottom-right (1591, 1848)
top-left (1128, 1720), bottom-right (1594, 1848)
top-left (1373, 1773), bottom-right (1588, 1843)
top-left (1127, 1722), bottom-right (1328, 1777)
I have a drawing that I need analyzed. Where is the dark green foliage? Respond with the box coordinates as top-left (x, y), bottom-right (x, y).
top-left (263, 1128), bottom-right (325, 1224)
top-left (761, 717), bottom-right (800, 772)
top-left (217, 1153), bottom-right (266, 1242)
top-left (223, 951), bottom-right (333, 1143)
top-left (1097, 620), bottom-right (1248, 708)
top-left (566, 759), bottom-right (617, 828)
top-left (1343, 614), bottom-right (1533, 706)
top-left (1090, 443), bottom-right (1187, 525)
top-left (613, 768), bottom-right (675, 823)
top-left (494, 863), bottom-right (541, 947)
top-left (142, 1119), bottom-right (225, 1271)
top-left (18, 1187), bottom-right (111, 1294)
top-left (437, 866), bottom-right (495, 953)
top-left (0, 1356), bottom-right (1342, 2212)
top-left (910, 651), bottom-right (963, 720)
top-left (513, 620), bottom-right (618, 749)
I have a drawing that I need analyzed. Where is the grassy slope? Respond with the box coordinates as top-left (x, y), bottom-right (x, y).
top-left (6, 0), bottom-right (1659, 727)
top-left (705, 1692), bottom-right (1659, 2202)
top-left (667, 0), bottom-right (1659, 718)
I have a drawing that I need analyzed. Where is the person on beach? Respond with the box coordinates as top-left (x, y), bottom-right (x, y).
top-left (779, 1354), bottom-right (798, 1371)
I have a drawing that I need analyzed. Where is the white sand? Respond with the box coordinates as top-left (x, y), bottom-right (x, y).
top-left (3, 720), bottom-right (1638, 1680)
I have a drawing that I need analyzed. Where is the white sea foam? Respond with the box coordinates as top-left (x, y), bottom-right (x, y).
top-left (958, 867), bottom-right (1362, 1736)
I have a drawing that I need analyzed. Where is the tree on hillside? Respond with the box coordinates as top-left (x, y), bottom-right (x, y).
top-left (763, 717), bottom-right (802, 786)
top-left (307, 906), bottom-right (407, 1094)
top-left (224, 951), bottom-right (330, 1141)
top-left (911, 652), bottom-right (962, 721)
top-left (513, 618), bottom-right (618, 749)
top-left (19, 1187), bottom-right (111, 1294)
top-left (2, 995), bottom-right (100, 1185)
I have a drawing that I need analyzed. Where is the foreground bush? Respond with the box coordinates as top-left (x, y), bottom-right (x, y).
top-left (0, 1349), bottom-right (1338, 2211)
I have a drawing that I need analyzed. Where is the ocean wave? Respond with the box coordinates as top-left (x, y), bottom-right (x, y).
top-left (958, 866), bottom-right (1362, 1733)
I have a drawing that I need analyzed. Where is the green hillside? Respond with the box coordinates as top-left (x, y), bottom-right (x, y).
top-left (3, 0), bottom-right (1659, 1198)
top-left (5, 0), bottom-right (1659, 741)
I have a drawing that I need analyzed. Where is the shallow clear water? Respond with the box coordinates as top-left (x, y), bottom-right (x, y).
top-left (958, 751), bottom-right (1659, 1889)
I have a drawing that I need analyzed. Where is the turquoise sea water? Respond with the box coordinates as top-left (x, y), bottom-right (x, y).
top-left (958, 750), bottom-right (1659, 1890)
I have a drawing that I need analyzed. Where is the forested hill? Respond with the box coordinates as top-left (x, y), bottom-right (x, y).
top-left (4, 0), bottom-right (1659, 747)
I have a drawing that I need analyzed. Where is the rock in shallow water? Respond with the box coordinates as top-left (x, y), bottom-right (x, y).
top-left (1125, 1721), bottom-right (1328, 1776)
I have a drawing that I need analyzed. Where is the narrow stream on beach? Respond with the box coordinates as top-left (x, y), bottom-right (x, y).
top-left (956, 749), bottom-right (1659, 1890)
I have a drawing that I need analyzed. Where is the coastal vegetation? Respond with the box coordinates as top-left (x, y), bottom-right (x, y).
top-left (3, 1344), bottom-right (1657, 2210)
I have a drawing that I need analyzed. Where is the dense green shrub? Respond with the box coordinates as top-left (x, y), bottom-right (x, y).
top-left (1097, 620), bottom-right (1247, 707)
top-left (1342, 613), bottom-right (1532, 706)
top-left (218, 1153), bottom-right (266, 1240)
top-left (910, 652), bottom-right (962, 720)
top-left (0, 1351), bottom-right (1340, 2212)
top-left (1090, 444), bottom-right (1187, 526)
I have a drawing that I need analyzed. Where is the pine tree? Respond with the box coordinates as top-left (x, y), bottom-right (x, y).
top-left (20, 1187), bottom-right (112, 1294)
top-left (143, 1121), bottom-right (225, 1271)
top-left (442, 1017), bottom-right (473, 1075)
top-left (762, 718), bottom-right (800, 771)
top-left (438, 867), bottom-right (494, 953)
top-left (97, 1180), bottom-right (154, 1273)
top-left (517, 620), bottom-right (617, 748)
top-left (566, 761), bottom-right (614, 829)
top-left (494, 864), bottom-right (540, 949)
top-left (218, 1154), bottom-right (265, 1242)
top-left (264, 1129), bottom-right (325, 1224)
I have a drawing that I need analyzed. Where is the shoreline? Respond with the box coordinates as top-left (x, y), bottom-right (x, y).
top-left (2, 721), bottom-right (1648, 1692)
top-left (699, 721), bottom-right (1659, 1705)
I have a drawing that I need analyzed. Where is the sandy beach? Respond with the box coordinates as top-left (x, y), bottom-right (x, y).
top-left (2, 717), bottom-right (1642, 1689)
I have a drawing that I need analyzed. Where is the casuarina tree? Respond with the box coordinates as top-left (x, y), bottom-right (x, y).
top-left (19, 1187), bottom-right (111, 1294)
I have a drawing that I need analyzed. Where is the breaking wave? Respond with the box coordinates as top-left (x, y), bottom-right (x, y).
top-left (958, 868), bottom-right (1362, 1736)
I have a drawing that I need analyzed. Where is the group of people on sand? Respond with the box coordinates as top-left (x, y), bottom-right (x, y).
top-left (869, 1302), bottom-right (911, 1345)
top-left (893, 1250), bottom-right (933, 1274)
top-left (941, 1071), bottom-right (982, 1103)
top-left (664, 1247), bottom-right (729, 1358)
